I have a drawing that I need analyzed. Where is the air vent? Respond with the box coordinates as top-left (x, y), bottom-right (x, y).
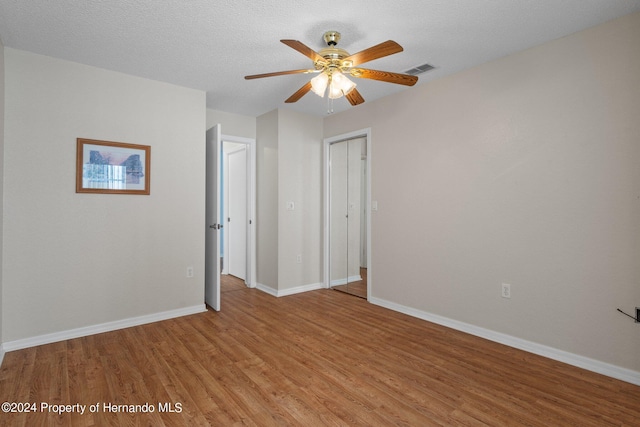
top-left (404, 63), bottom-right (435, 76)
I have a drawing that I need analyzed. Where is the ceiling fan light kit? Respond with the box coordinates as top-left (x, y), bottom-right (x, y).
top-left (328, 71), bottom-right (357, 99)
top-left (310, 72), bottom-right (329, 96)
top-left (311, 70), bottom-right (357, 99)
top-left (245, 30), bottom-right (418, 111)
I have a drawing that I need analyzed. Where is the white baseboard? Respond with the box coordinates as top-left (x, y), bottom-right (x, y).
top-left (0, 345), bottom-right (5, 367)
top-left (369, 296), bottom-right (640, 386)
top-left (277, 282), bottom-right (324, 297)
top-left (330, 275), bottom-right (363, 286)
top-left (256, 282), bottom-right (324, 297)
top-left (2, 304), bottom-right (207, 352)
top-left (255, 282), bottom-right (278, 296)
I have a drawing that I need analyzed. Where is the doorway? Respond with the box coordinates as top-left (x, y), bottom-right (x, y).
top-left (324, 129), bottom-right (372, 299)
top-left (222, 142), bottom-right (248, 281)
top-left (220, 135), bottom-right (256, 288)
top-left (205, 126), bottom-right (256, 311)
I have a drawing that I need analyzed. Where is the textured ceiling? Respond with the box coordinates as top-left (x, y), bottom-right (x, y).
top-left (0, 0), bottom-right (639, 117)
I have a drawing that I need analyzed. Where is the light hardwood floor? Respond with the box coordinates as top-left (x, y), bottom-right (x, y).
top-left (1, 276), bottom-right (639, 426)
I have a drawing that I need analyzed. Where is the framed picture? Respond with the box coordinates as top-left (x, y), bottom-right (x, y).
top-left (76, 138), bottom-right (151, 195)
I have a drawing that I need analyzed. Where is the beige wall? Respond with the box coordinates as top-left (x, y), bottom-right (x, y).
top-left (0, 37), bottom-right (5, 355)
top-left (256, 110), bottom-right (279, 289)
top-left (277, 109), bottom-right (323, 290)
top-left (3, 49), bottom-right (207, 342)
top-left (255, 109), bottom-right (323, 292)
top-left (324, 13), bottom-right (640, 373)
top-left (206, 109), bottom-right (256, 138)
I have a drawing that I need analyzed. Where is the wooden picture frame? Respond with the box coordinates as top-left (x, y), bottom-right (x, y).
top-left (76, 138), bottom-right (150, 195)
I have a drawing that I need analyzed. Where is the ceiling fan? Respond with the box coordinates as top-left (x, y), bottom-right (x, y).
top-left (245, 31), bottom-right (418, 107)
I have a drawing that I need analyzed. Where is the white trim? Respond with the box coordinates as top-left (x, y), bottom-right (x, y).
top-left (255, 282), bottom-right (278, 296)
top-left (330, 275), bottom-right (363, 286)
top-left (370, 296), bottom-right (640, 386)
top-left (323, 128), bottom-right (372, 299)
top-left (256, 282), bottom-right (324, 297)
top-left (2, 304), bottom-right (207, 352)
top-left (0, 346), bottom-right (5, 367)
top-left (276, 282), bottom-right (324, 297)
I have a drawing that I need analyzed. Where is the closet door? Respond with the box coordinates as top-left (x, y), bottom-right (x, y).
top-left (329, 138), bottom-right (366, 297)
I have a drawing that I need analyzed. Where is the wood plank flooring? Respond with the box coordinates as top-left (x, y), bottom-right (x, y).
top-left (332, 268), bottom-right (367, 299)
top-left (1, 276), bottom-right (639, 426)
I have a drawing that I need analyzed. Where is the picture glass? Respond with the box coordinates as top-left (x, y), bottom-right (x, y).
top-left (76, 139), bottom-right (150, 194)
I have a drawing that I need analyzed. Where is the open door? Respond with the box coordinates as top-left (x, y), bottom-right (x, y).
top-left (205, 125), bottom-right (221, 311)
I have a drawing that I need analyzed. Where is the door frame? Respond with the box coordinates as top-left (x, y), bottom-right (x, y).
top-left (222, 134), bottom-right (257, 288)
top-left (323, 128), bottom-right (372, 299)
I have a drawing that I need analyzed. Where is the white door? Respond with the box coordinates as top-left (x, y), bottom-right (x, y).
top-left (205, 125), bottom-right (221, 311)
top-left (228, 146), bottom-right (247, 280)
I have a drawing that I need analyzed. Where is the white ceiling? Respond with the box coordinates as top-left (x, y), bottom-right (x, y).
top-left (0, 0), bottom-right (639, 117)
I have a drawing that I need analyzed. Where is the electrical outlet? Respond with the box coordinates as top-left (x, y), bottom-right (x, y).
top-left (296, 254), bottom-right (302, 264)
top-left (501, 283), bottom-right (511, 299)
top-left (186, 266), bottom-right (194, 278)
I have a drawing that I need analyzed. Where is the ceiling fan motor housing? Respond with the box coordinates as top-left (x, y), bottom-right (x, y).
top-left (317, 31), bottom-right (353, 72)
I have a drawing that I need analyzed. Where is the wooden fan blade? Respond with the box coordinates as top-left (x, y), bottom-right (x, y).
top-left (285, 81), bottom-right (313, 103)
top-left (343, 40), bottom-right (403, 66)
top-left (280, 40), bottom-right (324, 62)
top-left (350, 68), bottom-right (418, 86)
top-left (345, 88), bottom-right (365, 106)
top-left (245, 69), bottom-right (315, 80)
